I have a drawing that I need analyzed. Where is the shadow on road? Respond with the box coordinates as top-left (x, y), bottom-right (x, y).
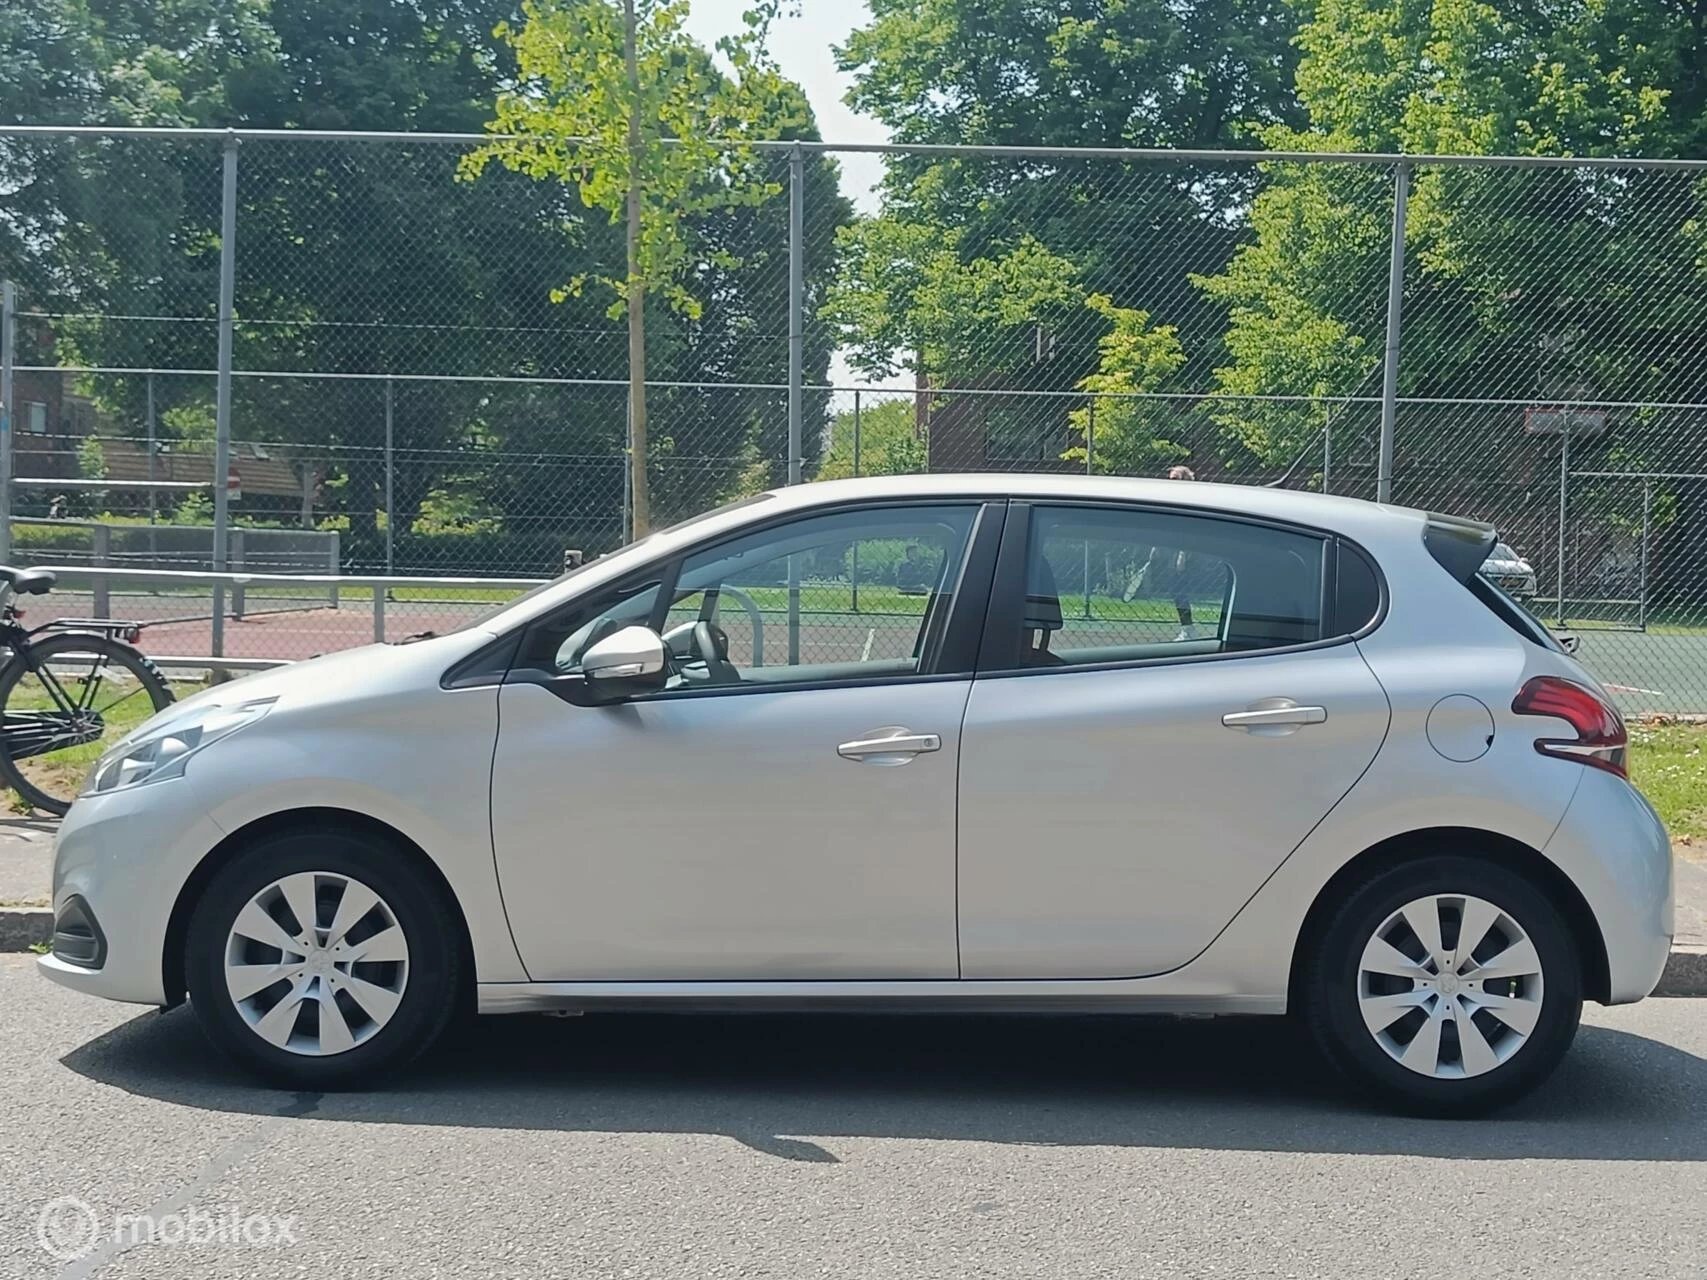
top-left (62, 1007), bottom-right (1707, 1162)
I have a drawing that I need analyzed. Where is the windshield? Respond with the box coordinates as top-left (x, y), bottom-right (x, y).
top-left (414, 492), bottom-right (778, 640)
top-left (1491, 542), bottom-right (1519, 562)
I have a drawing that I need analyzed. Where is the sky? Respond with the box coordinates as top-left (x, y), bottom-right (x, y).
top-left (680, 0), bottom-right (889, 215)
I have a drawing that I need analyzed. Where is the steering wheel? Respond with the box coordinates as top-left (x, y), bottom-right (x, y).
top-left (689, 619), bottom-right (741, 685)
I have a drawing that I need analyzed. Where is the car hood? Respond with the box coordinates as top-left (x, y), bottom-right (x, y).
top-left (139, 632), bottom-right (490, 733)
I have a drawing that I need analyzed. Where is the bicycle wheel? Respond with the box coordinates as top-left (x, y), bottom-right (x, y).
top-left (0, 632), bottom-right (175, 816)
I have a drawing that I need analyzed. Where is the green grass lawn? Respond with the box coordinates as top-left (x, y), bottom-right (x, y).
top-left (1628, 721), bottom-right (1707, 846)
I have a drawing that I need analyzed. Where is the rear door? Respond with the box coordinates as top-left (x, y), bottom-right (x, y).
top-left (956, 501), bottom-right (1391, 979)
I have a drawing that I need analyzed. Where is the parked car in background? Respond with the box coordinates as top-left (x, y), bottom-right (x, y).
top-left (1481, 541), bottom-right (1539, 599)
top-left (38, 475), bottom-right (1672, 1116)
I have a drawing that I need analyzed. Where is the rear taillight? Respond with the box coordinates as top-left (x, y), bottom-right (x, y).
top-left (1512, 675), bottom-right (1628, 778)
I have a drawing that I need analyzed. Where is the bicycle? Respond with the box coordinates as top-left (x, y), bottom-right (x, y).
top-left (0, 565), bottom-right (175, 816)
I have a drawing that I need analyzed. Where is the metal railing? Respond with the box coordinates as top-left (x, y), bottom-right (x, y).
top-left (33, 566), bottom-right (545, 671)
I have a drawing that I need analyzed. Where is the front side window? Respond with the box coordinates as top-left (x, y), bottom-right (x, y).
top-left (660, 504), bottom-right (978, 686)
top-left (1011, 505), bottom-right (1326, 669)
top-left (524, 503), bottom-right (980, 692)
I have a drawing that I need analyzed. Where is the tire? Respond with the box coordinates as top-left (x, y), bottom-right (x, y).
top-left (184, 825), bottom-right (462, 1088)
top-left (0, 632), bottom-right (174, 816)
top-left (1301, 855), bottom-right (1582, 1117)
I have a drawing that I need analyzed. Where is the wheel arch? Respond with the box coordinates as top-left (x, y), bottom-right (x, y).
top-left (161, 806), bottom-right (477, 1013)
top-left (1286, 827), bottom-right (1612, 1008)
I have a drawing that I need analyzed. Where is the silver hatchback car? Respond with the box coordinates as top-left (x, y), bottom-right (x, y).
top-left (39, 475), bottom-right (1672, 1114)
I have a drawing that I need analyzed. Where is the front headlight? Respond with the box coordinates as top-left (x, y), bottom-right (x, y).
top-left (82, 698), bottom-right (276, 797)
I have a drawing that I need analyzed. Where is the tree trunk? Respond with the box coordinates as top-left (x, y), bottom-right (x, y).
top-left (624, 0), bottom-right (650, 538)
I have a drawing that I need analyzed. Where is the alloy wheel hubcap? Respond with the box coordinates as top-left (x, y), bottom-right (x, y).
top-left (223, 871), bottom-right (410, 1057)
top-left (1357, 893), bottom-right (1544, 1079)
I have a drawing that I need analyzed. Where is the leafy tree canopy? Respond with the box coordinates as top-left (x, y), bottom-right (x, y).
top-left (815, 397), bottom-right (925, 481)
top-left (1199, 0), bottom-right (1707, 467)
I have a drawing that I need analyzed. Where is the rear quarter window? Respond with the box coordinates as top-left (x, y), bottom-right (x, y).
top-left (1333, 542), bottom-right (1383, 636)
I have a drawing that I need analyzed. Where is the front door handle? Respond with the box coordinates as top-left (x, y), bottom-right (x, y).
top-left (1221, 700), bottom-right (1327, 733)
top-left (837, 729), bottom-right (942, 762)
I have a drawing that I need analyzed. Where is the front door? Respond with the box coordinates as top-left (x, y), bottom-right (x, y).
top-left (956, 501), bottom-right (1391, 979)
top-left (491, 500), bottom-right (996, 981)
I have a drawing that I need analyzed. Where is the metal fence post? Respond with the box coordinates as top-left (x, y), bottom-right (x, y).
top-left (229, 526), bottom-right (245, 620)
top-left (1377, 161), bottom-right (1410, 504)
top-left (91, 523), bottom-right (110, 618)
top-left (1639, 478), bottom-right (1652, 632)
top-left (373, 578), bottom-right (385, 643)
top-left (1086, 397), bottom-right (1096, 474)
top-left (851, 389), bottom-right (861, 613)
top-left (621, 391), bottom-right (632, 545)
top-left (383, 375), bottom-right (395, 576)
top-left (786, 142), bottom-right (804, 487)
top-left (785, 143), bottom-right (804, 664)
top-left (1556, 426), bottom-right (1570, 626)
top-left (328, 532), bottom-right (341, 609)
top-left (211, 133), bottom-right (239, 662)
top-left (0, 279), bottom-right (14, 564)
top-left (145, 372), bottom-right (159, 566)
top-left (1321, 400), bottom-right (1332, 495)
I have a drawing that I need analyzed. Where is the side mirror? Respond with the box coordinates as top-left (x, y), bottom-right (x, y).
top-left (575, 625), bottom-right (668, 704)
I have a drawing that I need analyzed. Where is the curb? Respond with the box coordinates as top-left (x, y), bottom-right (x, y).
top-left (1656, 945), bottom-right (1707, 998)
top-left (1, 906), bottom-right (1704, 997)
top-left (0, 908), bottom-right (51, 952)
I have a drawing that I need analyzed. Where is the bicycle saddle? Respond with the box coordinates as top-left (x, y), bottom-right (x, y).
top-left (0, 566), bottom-right (57, 595)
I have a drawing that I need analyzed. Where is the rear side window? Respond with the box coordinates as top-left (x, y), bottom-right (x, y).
top-left (1005, 506), bottom-right (1328, 670)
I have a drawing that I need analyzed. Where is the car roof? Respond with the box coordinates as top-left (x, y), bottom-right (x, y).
top-left (756, 472), bottom-right (1431, 542)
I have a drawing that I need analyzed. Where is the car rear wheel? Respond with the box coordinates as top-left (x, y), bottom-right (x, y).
top-left (185, 827), bottom-right (461, 1087)
top-left (1302, 855), bottom-right (1582, 1116)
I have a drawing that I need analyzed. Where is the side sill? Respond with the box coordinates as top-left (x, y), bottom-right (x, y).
top-left (476, 981), bottom-right (1287, 1017)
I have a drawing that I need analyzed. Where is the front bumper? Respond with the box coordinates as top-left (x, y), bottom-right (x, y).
top-left (38, 780), bottom-right (225, 1006)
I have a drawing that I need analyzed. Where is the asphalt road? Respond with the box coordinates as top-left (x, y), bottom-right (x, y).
top-left (3, 956), bottom-right (1707, 1280)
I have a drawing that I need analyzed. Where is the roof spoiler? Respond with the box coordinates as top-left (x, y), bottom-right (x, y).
top-left (1423, 513), bottom-right (1498, 583)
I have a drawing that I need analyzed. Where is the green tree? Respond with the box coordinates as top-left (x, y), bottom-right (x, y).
top-left (834, 0), bottom-right (1305, 392)
top-left (825, 224), bottom-right (1085, 380)
top-left (1198, 0), bottom-right (1707, 470)
top-left (1064, 294), bottom-right (1188, 475)
top-left (2, 0), bottom-right (849, 564)
top-left (816, 398), bottom-right (925, 480)
top-left (464, 0), bottom-right (795, 535)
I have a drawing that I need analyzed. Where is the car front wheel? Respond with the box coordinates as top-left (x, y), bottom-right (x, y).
top-left (1302, 855), bottom-right (1583, 1116)
top-left (185, 826), bottom-right (461, 1087)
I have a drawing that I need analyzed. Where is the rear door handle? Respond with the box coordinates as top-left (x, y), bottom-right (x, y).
top-left (837, 730), bottom-right (942, 762)
top-left (1221, 701), bottom-right (1327, 731)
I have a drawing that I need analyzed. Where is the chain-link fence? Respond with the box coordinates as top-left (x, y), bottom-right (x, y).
top-left (3, 127), bottom-right (1707, 708)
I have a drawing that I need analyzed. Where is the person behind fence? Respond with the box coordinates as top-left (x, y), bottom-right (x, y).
top-left (895, 542), bottom-right (933, 595)
top-left (1124, 465), bottom-right (1203, 642)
